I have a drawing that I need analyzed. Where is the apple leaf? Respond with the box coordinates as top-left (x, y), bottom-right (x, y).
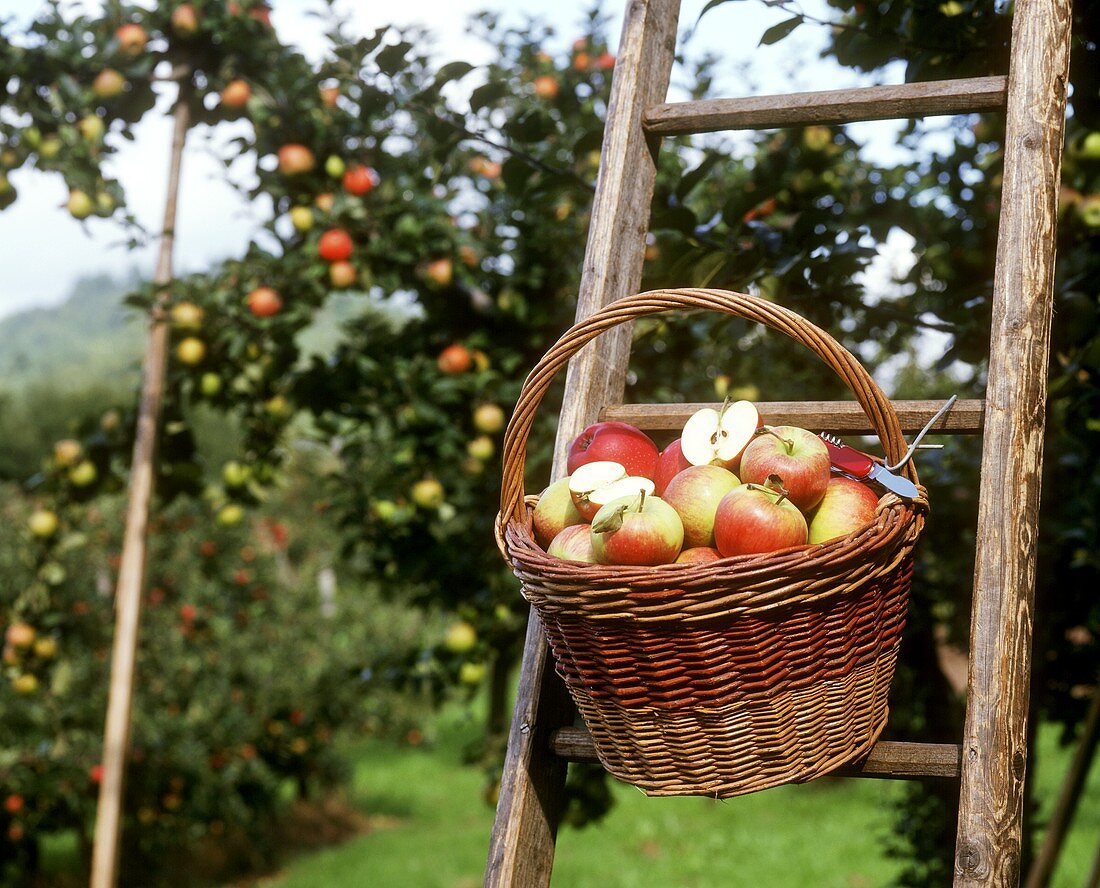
top-left (697, 0), bottom-right (747, 25)
top-left (760, 15), bottom-right (803, 46)
top-left (591, 506), bottom-right (627, 534)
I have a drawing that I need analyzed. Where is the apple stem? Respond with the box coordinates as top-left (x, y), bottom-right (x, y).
top-left (760, 425), bottom-right (794, 453)
top-left (637, 488), bottom-right (647, 511)
top-left (762, 473), bottom-right (790, 505)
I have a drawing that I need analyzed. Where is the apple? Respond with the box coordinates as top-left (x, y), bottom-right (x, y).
top-left (328, 261), bottom-right (357, 288)
top-left (595, 52), bottom-right (615, 70)
top-left (567, 460), bottom-right (626, 519)
top-left (532, 478), bottom-right (586, 547)
top-left (68, 190), bottom-right (94, 220)
top-left (222, 461), bottom-right (250, 489)
top-left (411, 478), bottom-right (445, 509)
top-left (467, 436), bottom-right (494, 461)
top-left (4, 795), bottom-right (24, 814)
top-left (590, 491), bottom-right (684, 566)
top-left (93, 69), bottom-right (126, 99)
top-left (318, 228), bottom-right (353, 261)
top-left (220, 79), bottom-right (251, 109)
top-left (33, 637), bottom-right (57, 659)
top-left (95, 192), bottom-right (116, 216)
top-left (68, 460), bottom-right (98, 487)
top-left (713, 477), bottom-right (808, 557)
top-left (53, 439), bottom-right (82, 467)
top-left (170, 301), bottom-right (204, 330)
top-left (473, 403), bottom-right (505, 434)
top-left (320, 85), bottom-right (340, 108)
top-left (738, 426), bottom-right (831, 512)
top-left (179, 603), bottom-right (197, 622)
top-left (437, 343), bottom-right (472, 374)
top-left (315, 192), bottom-right (335, 213)
top-left (675, 547), bottom-right (721, 564)
top-left (423, 257), bottom-right (453, 288)
top-left (584, 476), bottom-right (656, 522)
top-left (277, 144), bottom-right (315, 175)
top-left (807, 476), bottom-right (881, 544)
top-left (28, 509), bottom-right (58, 538)
top-left (6, 622), bottom-right (36, 649)
top-left (265, 394), bottom-right (292, 418)
top-left (246, 286), bottom-right (282, 317)
top-left (199, 373), bottom-right (222, 397)
top-left (573, 52), bottom-right (590, 71)
top-left (289, 206), bottom-right (314, 231)
top-left (217, 504), bottom-right (244, 527)
top-left (468, 157), bottom-right (501, 179)
top-left (90, 764), bottom-right (104, 784)
top-left (38, 136), bottom-right (61, 159)
top-left (78, 115), bottom-right (105, 143)
top-left (342, 164), bottom-right (376, 195)
top-left (662, 464), bottom-right (741, 549)
top-left (443, 620), bottom-right (477, 653)
top-left (567, 421), bottom-right (659, 480)
top-left (654, 439), bottom-right (691, 495)
top-left (115, 23), bottom-right (147, 56)
top-left (325, 155), bottom-right (346, 178)
top-left (547, 524), bottom-right (599, 563)
top-left (176, 337), bottom-right (206, 365)
top-left (170, 3), bottom-right (199, 36)
top-left (680, 400), bottom-right (761, 471)
top-left (1080, 132), bottom-right (1100, 160)
top-left (533, 75), bottom-right (559, 99)
top-left (12, 674), bottom-right (38, 695)
top-left (459, 661), bottom-right (487, 685)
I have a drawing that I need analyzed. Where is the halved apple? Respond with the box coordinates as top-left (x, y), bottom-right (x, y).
top-left (585, 476), bottom-right (656, 521)
top-left (568, 461), bottom-right (627, 520)
top-left (680, 400), bottom-right (761, 470)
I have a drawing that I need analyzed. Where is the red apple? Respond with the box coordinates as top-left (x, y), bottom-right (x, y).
top-left (115, 23), bottom-right (148, 56)
top-left (246, 286), bottom-right (282, 317)
top-left (317, 228), bottom-right (353, 261)
top-left (533, 75), bottom-right (559, 99)
top-left (93, 69), bottom-right (126, 99)
top-left (437, 344), bottom-right (472, 374)
top-left (738, 426), bottom-right (831, 512)
top-left (423, 257), bottom-right (453, 288)
top-left (342, 165), bottom-right (377, 196)
top-left (170, 4), bottom-right (199, 36)
top-left (532, 478), bottom-right (585, 548)
top-left (320, 85), bottom-right (340, 108)
top-left (329, 261), bottom-right (357, 288)
top-left (662, 464), bottom-right (741, 549)
top-left (277, 144), bottom-right (315, 175)
top-left (654, 439), bottom-right (691, 495)
top-left (547, 524), bottom-right (599, 563)
top-left (680, 400), bottom-right (761, 471)
top-left (675, 547), bottom-right (721, 564)
top-left (713, 478), bottom-right (808, 558)
top-left (5, 622), bottom-right (36, 649)
top-left (567, 421), bottom-right (659, 480)
top-left (590, 491), bottom-right (684, 566)
top-left (806, 476), bottom-right (881, 544)
top-left (220, 79), bottom-right (251, 109)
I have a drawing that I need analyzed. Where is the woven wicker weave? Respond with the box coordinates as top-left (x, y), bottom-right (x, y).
top-left (496, 288), bottom-right (927, 798)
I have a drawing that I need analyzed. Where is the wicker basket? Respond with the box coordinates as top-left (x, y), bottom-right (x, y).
top-left (496, 288), bottom-right (927, 798)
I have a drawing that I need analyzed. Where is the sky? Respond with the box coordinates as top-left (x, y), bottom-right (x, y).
top-left (0, 0), bottom-right (914, 321)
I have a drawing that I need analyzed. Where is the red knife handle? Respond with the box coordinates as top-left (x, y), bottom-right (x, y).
top-left (822, 439), bottom-right (875, 478)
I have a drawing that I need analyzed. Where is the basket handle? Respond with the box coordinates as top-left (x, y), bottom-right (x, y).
top-left (499, 287), bottom-right (916, 529)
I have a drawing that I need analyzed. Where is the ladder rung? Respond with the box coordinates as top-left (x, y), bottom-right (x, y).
top-left (601, 398), bottom-right (984, 435)
top-left (644, 75), bottom-right (1007, 136)
top-left (550, 727), bottom-right (962, 780)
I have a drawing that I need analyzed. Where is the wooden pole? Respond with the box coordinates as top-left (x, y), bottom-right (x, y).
top-left (1023, 683), bottom-right (1100, 888)
top-left (90, 70), bottom-right (192, 888)
top-left (952, 0), bottom-right (1072, 881)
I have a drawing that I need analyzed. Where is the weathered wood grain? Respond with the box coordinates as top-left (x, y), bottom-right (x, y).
top-left (485, 2), bottom-right (681, 886)
top-left (602, 399), bottom-right (983, 434)
top-left (550, 727), bottom-right (962, 780)
top-left (953, 0), bottom-right (1072, 883)
top-left (644, 76), bottom-right (1007, 135)
top-left (90, 73), bottom-right (191, 888)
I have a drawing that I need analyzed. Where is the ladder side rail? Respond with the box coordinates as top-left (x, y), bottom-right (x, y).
top-left (484, 2), bottom-right (682, 885)
top-left (953, 0), bottom-right (1073, 882)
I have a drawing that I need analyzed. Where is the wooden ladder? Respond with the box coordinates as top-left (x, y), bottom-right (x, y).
top-left (485, 0), bottom-right (1072, 884)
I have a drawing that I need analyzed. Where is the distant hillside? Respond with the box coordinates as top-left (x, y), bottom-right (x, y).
top-left (0, 271), bottom-right (146, 391)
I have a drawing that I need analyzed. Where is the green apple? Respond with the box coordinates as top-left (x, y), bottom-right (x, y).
top-left (289, 206), bottom-right (314, 231)
top-left (217, 504), bottom-right (245, 527)
top-left (467, 436), bottom-right (494, 461)
top-left (68, 460), bottom-right (98, 487)
top-left (28, 509), bottom-right (59, 538)
top-left (662, 464), bottom-right (741, 549)
top-left (170, 301), bottom-right (204, 330)
top-left (1079, 132), bottom-right (1100, 160)
top-left (199, 373), bottom-right (222, 397)
top-left (78, 115), bottom-right (105, 143)
top-left (325, 155), bottom-right (346, 178)
top-left (459, 662), bottom-right (487, 686)
top-left (53, 439), bottom-right (82, 467)
top-left (411, 478), bottom-right (445, 509)
top-left (67, 190), bottom-right (94, 220)
top-left (443, 621), bottom-right (477, 654)
top-left (532, 477), bottom-right (586, 548)
top-left (222, 461), bottom-right (251, 489)
top-left (12, 674), bottom-right (38, 695)
top-left (806, 476), bottom-right (881, 544)
top-left (472, 403), bottom-right (505, 434)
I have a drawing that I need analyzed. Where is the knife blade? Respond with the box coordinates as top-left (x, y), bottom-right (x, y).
top-left (819, 434), bottom-right (921, 500)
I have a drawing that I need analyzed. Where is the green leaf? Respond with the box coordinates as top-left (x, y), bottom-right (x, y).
top-left (760, 15), bottom-right (803, 46)
top-left (591, 505), bottom-right (627, 534)
top-left (697, 0), bottom-right (746, 25)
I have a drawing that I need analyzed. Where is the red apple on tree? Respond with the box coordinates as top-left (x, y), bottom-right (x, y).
top-left (423, 257), bottom-right (453, 288)
top-left (92, 69), bottom-right (126, 99)
top-left (680, 399), bottom-right (761, 471)
top-left (806, 476), bottom-right (881, 544)
top-left (713, 476), bottom-right (808, 557)
top-left (318, 228), bottom-right (353, 261)
top-left (738, 426), bottom-right (831, 512)
top-left (533, 75), bottom-right (559, 99)
top-left (654, 438), bottom-right (691, 495)
top-left (342, 165), bottom-right (377, 195)
top-left (114, 23), bottom-right (148, 56)
top-left (170, 3), bottom-right (199, 36)
top-left (532, 477), bottom-right (586, 548)
top-left (547, 524), bottom-right (599, 563)
top-left (567, 421), bottom-right (659, 480)
top-left (329, 261), bottom-right (357, 288)
top-left (277, 143), bottom-right (315, 175)
top-left (246, 286), bottom-right (282, 317)
top-left (590, 491), bottom-right (684, 566)
top-left (662, 464), bottom-right (741, 549)
top-left (437, 344), bottom-right (472, 374)
top-left (220, 79), bottom-right (251, 109)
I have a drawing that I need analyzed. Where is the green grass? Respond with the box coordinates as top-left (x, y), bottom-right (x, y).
top-left (265, 704), bottom-right (1100, 888)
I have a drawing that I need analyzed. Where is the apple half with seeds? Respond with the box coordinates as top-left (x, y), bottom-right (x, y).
top-left (680, 399), bottom-right (761, 471)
